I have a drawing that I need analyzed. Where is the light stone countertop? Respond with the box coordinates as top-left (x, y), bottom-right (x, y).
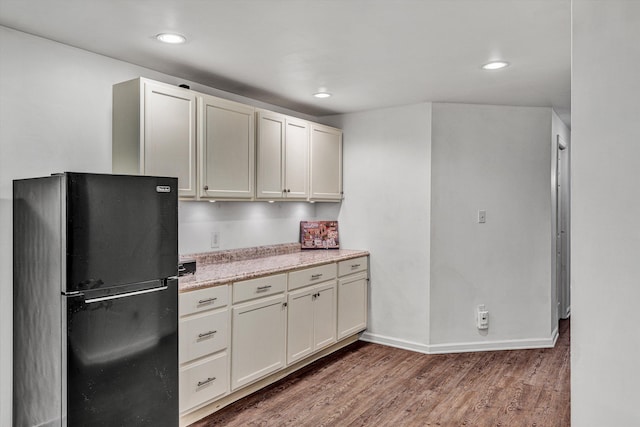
top-left (178, 244), bottom-right (369, 293)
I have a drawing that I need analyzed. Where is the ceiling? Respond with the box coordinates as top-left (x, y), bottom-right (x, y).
top-left (0, 0), bottom-right (571, 125)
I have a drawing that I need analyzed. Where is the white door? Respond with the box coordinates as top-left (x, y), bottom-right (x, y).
top-left (199, 95), bottom-right (255, 199)
top-left (310, 124), bottom-right (342, 200)
top-left (284, 118), bottom-right (310, 199)
top-left (337, 273), bottom-right (368, 340)
top-left (231, 294), bottom-right (286, 390)
top-left (256, 111), bottom-right (285, 199)
top-left (286, 287), bottom-right (314, 364)
top-left (557, 135), bottom-right (570, 319)
top-left (313, 282), bottom-right (337, 350)
top-left (143, 81), bottom-right (197, 198)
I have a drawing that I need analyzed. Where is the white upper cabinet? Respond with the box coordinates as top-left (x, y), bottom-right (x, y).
top-left (114, 77), bottom-right (343, 203)
top-left (310, 123), bottom-right (343, 201)
top-left (256, 111), bottom-right (285, 199)
top-left (199, 95), bottom-right (255, 200)
top-left (256, 110), bottom-right (309, 200)
top-left (113, 78), bottom-right (197, 198)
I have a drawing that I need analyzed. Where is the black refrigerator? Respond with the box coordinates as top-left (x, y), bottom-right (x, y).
top-left (13, 172), bottom-right (179, 427)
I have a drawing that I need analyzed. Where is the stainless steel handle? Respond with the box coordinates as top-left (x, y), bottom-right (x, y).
top-left (351, 264), bottom-right (361, 268)
top-left (198, 297), bottom-right (217, 304)
top-left (198, 330), bottom-right (217, 338)
top-left (84, 286), bottom-right (167, 304)
top-left (311, 274), bottom-right (323, 280)
top-left (197, 377), bottom-right (216, 387)
top-left (256, 285), bottom-right (272, 291)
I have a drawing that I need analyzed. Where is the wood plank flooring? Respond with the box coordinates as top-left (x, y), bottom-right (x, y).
top-left (191, 319), bottom-right (570, 426)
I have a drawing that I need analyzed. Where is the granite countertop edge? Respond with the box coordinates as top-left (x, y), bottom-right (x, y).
top-left (179, 248), bottom-right (369, 293)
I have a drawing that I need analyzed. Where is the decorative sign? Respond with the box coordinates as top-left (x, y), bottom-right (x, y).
top-left (300, 221), bottom-right (339, 249)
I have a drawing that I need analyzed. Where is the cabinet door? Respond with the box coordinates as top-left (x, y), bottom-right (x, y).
top-left (286, 287), bottom-right (314, 364)
top-left (337, 273), bottom-right (368, 340)
top-left (256, 111), bottom-right (285, 199)
top-left (231, 294), bottom-right (286, 390)
top-left (313, 282), bottom-right (337, 350)
top-left (143, 81), bottom-right (197, 198)
top-left (284, 118), bottom-right (309, 199)
top-left (199, 95), bottom-right (255, 199)
top-left (310, 124), bottom-right (342, 200)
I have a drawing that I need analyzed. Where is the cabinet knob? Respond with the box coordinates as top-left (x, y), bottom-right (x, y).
top-left (204, 185), bottom-right (209, 191)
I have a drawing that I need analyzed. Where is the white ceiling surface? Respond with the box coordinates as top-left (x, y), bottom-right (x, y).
top-left (0, 0), bottom-right (571, 124)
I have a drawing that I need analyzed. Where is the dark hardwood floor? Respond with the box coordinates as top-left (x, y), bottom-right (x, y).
top-left (192, 319), bottom-right (570, 426)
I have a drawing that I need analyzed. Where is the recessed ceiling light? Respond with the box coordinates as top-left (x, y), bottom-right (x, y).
top-left (482, 61), bottom-right (509, 70)
top-left (155, 33), bottom-right (186, 44)
top-left (313, 92), bottom-right (332, 99)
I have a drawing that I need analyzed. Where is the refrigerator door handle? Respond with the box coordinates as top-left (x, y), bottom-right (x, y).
top-left (84, 285), bottom-right (168, 304)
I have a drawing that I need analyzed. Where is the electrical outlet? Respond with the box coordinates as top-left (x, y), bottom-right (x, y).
top-left (211, 231), bottom-right (220, 248)
top-left (477, 305), bottom-right (489, 330)
top-left (478, 210), bottom-right (486, 223)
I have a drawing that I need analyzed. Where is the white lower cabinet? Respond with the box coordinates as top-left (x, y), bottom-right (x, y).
top-left (179, 310), bottom-right (228, 363)
top-left (180, 352), bottom-right (228, 411)
top-left (287, 281), bottom-right (337, 364)
top-left (231, 293), bottom-right (287, 390)
top-left (181, 255), bottom-right (368, 423)
top-left (337, 257), bottom-right (369, 340)
top-left (179, 285), bottom-right (230, 415)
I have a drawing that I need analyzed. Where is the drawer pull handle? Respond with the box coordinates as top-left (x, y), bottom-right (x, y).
top-left (351, 264), bottom-right (361, 268)
top-left (197, 377), bottom-right (216, 387)
top-left (257, 285), bottom-right (272, 291)
top-left (311, 274), bottom-right (323, 279)
top-left (198, 297), bottom-right (217, 304)
top-left (198, 330), bottom-right (217, 338)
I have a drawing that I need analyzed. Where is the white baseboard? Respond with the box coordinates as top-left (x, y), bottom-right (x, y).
top-left (361, 326), bottom-right (559, 355)
top-left (360, 332), bottom-right (431, 354)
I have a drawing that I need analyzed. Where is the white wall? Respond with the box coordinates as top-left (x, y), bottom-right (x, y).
top-left (572, 2), bottom-right (640, 425)
top-left (179, 201), bottom-right (318, 254)
top-left (0, 26), bottom-right (327, 425)
top-left (429, 103), bottom-right (555, 351)
top-left (323, 104), bottom-right (433, 350)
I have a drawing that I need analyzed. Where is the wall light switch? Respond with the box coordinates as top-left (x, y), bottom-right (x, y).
top-left (478, 210), bottom-right (486, 223)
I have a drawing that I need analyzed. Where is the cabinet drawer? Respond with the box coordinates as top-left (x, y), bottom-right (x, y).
top-left (338, 256), bottom-right (368, 277)
top-left (180, 285), bottom-right (229, 317)
top-left (288, 263), bottom-right (337, 291)
top-left (179, 352), bottom-right (228, 412)
top-left (179, 309), bottom-right (228, 364)
top-left (233, 273), bottom-right (287, 303)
